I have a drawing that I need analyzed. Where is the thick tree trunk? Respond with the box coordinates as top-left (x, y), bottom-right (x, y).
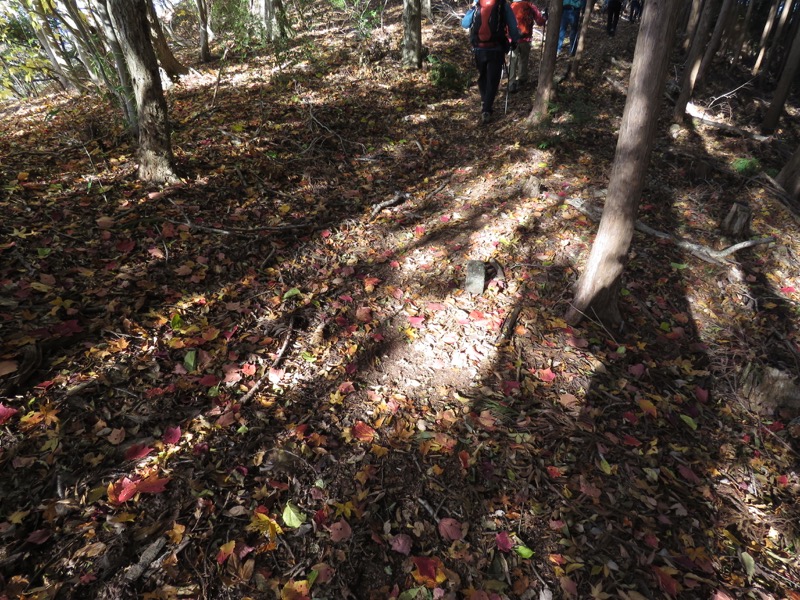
top-left (776, 144), bottom-right (800, 201)
top-left (673, 0), bottom-right (716, 121)
top-left (196, 0), bottom-right (212, 62)
top-left (527, 0), bottom-right (562, 124)
top-left (730, 0), bottom-right (754, 67)
top-left (146, 0), bottom-right (188, 79)
top-left (566, 0), bottom-right (680, 327)
top-left (766, 0), bottom-right (795, 73)
top-left (108, 0), bottom-right (178, 184)
top-left (762, 25), bottom-right (800, 133)
top-left (402, 0), bottom-right (423, 69)
top-left (752, 0), bottom-right (780, 75)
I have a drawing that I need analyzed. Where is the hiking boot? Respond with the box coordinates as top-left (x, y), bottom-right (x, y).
top-left (481, 112), bottom-right (491, 125)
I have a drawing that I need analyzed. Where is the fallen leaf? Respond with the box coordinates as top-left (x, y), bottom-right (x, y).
top-left (438, 517), bottom-right (464, 541)
top-left (0, 403), bottom-right (19, 425)
top-left (390, 533), bottom-right (412, 555)
top-left (0, 361), bottom-right (18, 377)
top-left (330, 519), bottom-right (352, 542)
top-left (124, 442), bottom-right (153, 461)
top-left (163, 425), bottom-right (181, 445)
top-left (411, 555), bottom-right (447, 587)
top-left (217, 540), bottom-right (235, 563)
top-left (496, 531), bottom-right (513, 552)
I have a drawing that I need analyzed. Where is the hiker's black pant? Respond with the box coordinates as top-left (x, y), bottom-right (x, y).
top-left (607, 0), bottom-right (621, 32)
top-left (474, 48), bottom-right (505, 114)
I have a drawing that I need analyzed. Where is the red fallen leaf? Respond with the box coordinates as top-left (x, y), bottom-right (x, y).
top-left (502, 380), bottom-right (520, 395)
top-left (780, 286), bottom-right (796, 294)
top-left (390, 533), bottom-right (412, 555)
top-left (777, 474), bottom-right (788, 486)
top-left (216, 411), bottom-right (236, 427)
top-left (767, 421), bottom-right (785, 432)
top-left (653, 566), bottom-right (680, 597)
top-left (496, 531), bottom-right (513, 552)
top-left (711, 591), bottom-right (736, 600)
top-left (108, 477), bottom-right (139, 504)
top-left (623, 411), bottom-right (639, 424)
top-left (312, 562), bottom-right (335, 584)
top-left (390, 260), bottom-right (400, 268)
top-left (355, 307), bottom-right (372, 322)
top-left (695, 386), bottom-right (709, 403)
top-left (411, 556), bottom-right (446, 587)
top-left (414, 225), bottom-right (425, 236)
top-left (559, 577), bottom-right (578, 597)
top-left (628, 363), bottom-right (646, 378)
top-left (124, 443), bottom-right (153, 461)
top-left (0, 403), bottom-right (19, 425)
top-left (566, 335), bottom-right (589, 348)
top-left (546, 466), bottom-right (563, 478)
top-left (440, 215), bottom-right (451, 222)
top-left (241, 363), bottom-right (256, 376)
top-left (644, 533), bottom-right (660, 548)
top-left (458, 450), bottom-right (470, 469)
top-left (26, 529), bottom-right (52, 545)
top-left (408, 316), bottom-right (425, 328)
top-left (363, 277), bottom-right (380, 292)
top-left (427, 303), bottom-right (446, 311)
top-left (549, 520), bottom-right (565, 531)
top-left (115, 239), bottom-right (135, 253)
top-left (338, 381), bottom-right (356, 394)
top-left (163, 426), bottom-right (181, 446)
top-left (321, 229), bottom-right (331, 238)
top-left (330, 519), bottom-right (352, 542)
top-left (438, 517), bottom-right (464, 541)
top-left (537, 368), bottom-right (556, 382)
top-left (216, 540), bottom-right (235, 563)
top-left (664, 327), bottom-right (685, 340)
top-left (622, 435), bottom-right (642, 447)
top-left (352, 421), bottom-right (376, 443)
top-left (137, 474), bottom-right (170, 494)
top-left (549, 553), bottom-right (566, 565)
top-left (199, 374), bottom-right (220, 387)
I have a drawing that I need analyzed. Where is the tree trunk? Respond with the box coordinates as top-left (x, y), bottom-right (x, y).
top-left (196, 0), bottom-right (212, 62)
top-left (752, 0), bottom-right (780, 75)
top-left (566, 0), bottom-right (680, 327)
top-left (422, 0), bottom-right (432, 21)
top-left (673, 0), bottom-right (716, 121)
top-left (695, 0), bottom-right (734, 87)
top-left (402, 0), bottom-right (423, 69)
top-left (776, 144), bottom-right (800, 201)
top-left (567, 0), bottom-right (597, 80)
top-left (527, 0), bottom-right (562, 124)
top-left (730, 0), bottom-right (754, 67)
top-left (92, 0), bottom-right (138, 134)
top-left (146, 0), bottom-right (188, 79)
top-left (27, 0), bottom-right (84, 92)
top-left (108, 0), bottom-right (178, 184)
top-left (766, 0), bottom-right (795, 73)
top-left (681, 0), bottom-right (704, 53)
top-left (762, 25), bottom-right (800, 133)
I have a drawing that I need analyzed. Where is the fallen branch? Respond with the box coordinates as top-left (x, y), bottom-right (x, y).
top-left (164, 218), bottom-right (315, 236)
top-left (239, 317), bottom-right (295, 404)
top-left (123, 537), bottom-right (166, 584)
top-left (370, 191), bottom-right (410, 218)
top-left (685, 102), bottom-right (771, 142)
top-left (566, 197), bottom-right (774, 264)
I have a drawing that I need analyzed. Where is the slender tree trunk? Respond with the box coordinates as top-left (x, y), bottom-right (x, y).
top-left (528, 0), bottom-right (562, 124)
top-left (762, 25), bottom-right (800, 133)
top-left (566, 0), bottom-right (680, 327)
top-left (673, 0), bottom-right (716, 121)
top-left (402, 0), bottom-right (423, 68)
top-left (695, 0), bottom-right (734, 86)
top-left (730, 0), bottom-right (754, 66)
top-left (196, 0), bottom-right (212, 62)
top-left (776, 144), bottom-right (800, 201)
top-left (752, 0), bottom-right (780, 75)
top-left (567, 0), bottom-right (598, 80)
top-left (92, 0), bottom-right (138, 134)
top-left (146, 0), bottom-right (188, 78)
top-left (27, 0), bottom-right (84, 92)
top-left (766, 0), bottom-right (795, 73)
top-left (422, 0), bottom-right (432, 21)
top-left (108, 0), bottom-right (178, 183)
top-left (681, 0), bottom-right (704, 53)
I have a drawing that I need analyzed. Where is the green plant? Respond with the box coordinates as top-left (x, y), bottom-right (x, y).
top-left (427, 55), bottom-right (468, 92)
top-left (731, 157), bottom-right (760, 176)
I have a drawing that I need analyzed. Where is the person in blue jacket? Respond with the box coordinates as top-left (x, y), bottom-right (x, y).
top-left (558, 0), bottom-right (586, 55)
top-left (462, 0), bottom-right (520, 125)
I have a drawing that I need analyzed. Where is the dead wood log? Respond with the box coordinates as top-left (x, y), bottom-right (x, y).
top-left (566, 197), bottom-right (774, 264)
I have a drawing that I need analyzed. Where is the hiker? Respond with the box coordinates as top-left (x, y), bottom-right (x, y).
top-left (558, 0), bottom-right (585, 56)
top-left (462, 0), bottom-right (521, 124)
top-left (508, 0), bottom-right (546, 93)
top-left (607, 0), bottom-right (621, 34)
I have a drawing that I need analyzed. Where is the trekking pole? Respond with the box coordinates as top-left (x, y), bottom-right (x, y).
top-left (504, 54), bottom-right (510, 114)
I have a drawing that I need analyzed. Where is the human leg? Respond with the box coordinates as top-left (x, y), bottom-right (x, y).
top-left (518, 41), bottom-right (531, 83)
top-left (482, 50), bottom-right (504, 113)
top-left (508, 48), bottom-right (519, 88)
top-left (475, 49), bottom-right (489, 109)
top-left (568, 11), bottom-right (580, 55)
top-left (558, 12), bottom-right (570, 53)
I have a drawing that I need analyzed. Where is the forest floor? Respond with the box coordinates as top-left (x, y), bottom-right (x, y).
top-left (1, 5), bottom-right (800, 600)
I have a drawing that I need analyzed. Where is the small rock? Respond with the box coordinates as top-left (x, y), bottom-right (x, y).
top-left (465, 261), bottom-right (486, 295)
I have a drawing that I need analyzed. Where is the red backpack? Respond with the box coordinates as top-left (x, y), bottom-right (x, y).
top-left (470, 0), bottom-right (509, 50)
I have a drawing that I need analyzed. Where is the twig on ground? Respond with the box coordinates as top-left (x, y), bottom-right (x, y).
top-left (123, 537), bottom-right (167, 584)
top-left (239, 317), bottom-right (295, 404)
top-left (370, 191), bottom-right (410, 218)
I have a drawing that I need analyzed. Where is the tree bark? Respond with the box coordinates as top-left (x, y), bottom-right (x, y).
top-left (776, 144), bottom-right (800, 201)
top-left (26, 0), bottom-right (84, 92)
top-left (567, 0), bottom-right (597, 80)
top-left (765, 0), bottom-right (795, 73)
top-left (752, 0), bottom-right (780, 75)
top-left (146, 0), bottom-right (188, 79)
top-left (402, 0), bottom-right (423, 69)
top-left (195, 0), bottom-right (212, 62)
top-left (527, 0), bottom-right (562, 124)
top-left (566, 0), bottom-right (680, 327)
top-left (681, 0), bottom-right (704, 53)
top-left (762, 25), bottom-right (800, 133)
top-left (730, 0), bottom-right (754, 67)
top-left (108, 0), bottom-right (178, 184)
top-left (673, 0), bottom-right (716, 121)
top-left (92, 0), bottom-right (138, 134)
top-left (695, 0), bottom-right (734, 87)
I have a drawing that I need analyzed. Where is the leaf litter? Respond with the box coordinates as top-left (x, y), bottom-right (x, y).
top-left (1, 6), bottom-right (800, 600)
